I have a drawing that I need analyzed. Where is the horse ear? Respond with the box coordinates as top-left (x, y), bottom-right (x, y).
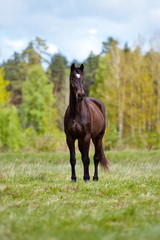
top-left (80, 64), bottom-right (84, 72)
top-left (71, 63), bottom-right (75, 72)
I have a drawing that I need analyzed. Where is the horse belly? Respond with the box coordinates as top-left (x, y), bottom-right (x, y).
top-left (91, 116), bottom-right (104, 138)
top-left (89, 104), bottom-right (105, 138)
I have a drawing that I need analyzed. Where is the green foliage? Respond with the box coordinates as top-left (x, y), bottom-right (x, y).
top-left (104, 124), bottom-right (118, 150)
top-left (48, 53), bottom-right (67, 94)
top-left (22, 64), bottom-right (58, 133)
top-left (0, 69), bottom-right (24, 151)
top-left (83, 52), bottom-right (99, 95)
top-left (101, 36), bottom-right (119, 55)
top-left (91, 40), bottom-right (160, 149)
top-left (0, 106), bottom-right (24, 151)
top-left (0, 67), bottom-right (10, 105)
top-left (2, 37), bottom-right (50, 105)
top-left (2, 52), bottom-right (27, 105)
top-left (145, 132), bottom-right (160, 149)
top-left (1, 36), bottom-right (160, 150)
top-left (24, 127), bottom-right (66, 152)
top-left (47, 53), bottom-right (68, 129)
top-left (129, 132), bottom-right (160, 150)
top-left (22, 41), bottom-right (41, 65)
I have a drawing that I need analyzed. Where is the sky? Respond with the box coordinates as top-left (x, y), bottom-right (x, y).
top-left (0, 0), bottom-right (160, 63)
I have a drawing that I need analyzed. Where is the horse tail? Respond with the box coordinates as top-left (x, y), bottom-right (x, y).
top-left (100, 147), bottom-right (109, 170)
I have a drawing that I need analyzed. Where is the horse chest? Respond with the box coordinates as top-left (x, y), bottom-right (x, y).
top-left (69, 119), bottom-right (85, 137)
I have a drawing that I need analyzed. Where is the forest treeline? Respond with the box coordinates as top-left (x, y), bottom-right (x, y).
top-left (0, 36), bottom-right (160, 151)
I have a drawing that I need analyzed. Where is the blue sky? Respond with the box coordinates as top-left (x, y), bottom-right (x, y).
top-left (0, 0), bottom-right (160, 63)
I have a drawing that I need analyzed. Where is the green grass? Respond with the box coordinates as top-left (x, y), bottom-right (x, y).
top-left (0, 150), bottom-right (160, 240)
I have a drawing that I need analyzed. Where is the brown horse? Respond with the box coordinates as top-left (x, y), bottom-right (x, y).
top-left (64, 63), bottom-right (109, 181)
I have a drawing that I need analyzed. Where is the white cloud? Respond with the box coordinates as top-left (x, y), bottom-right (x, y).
top-left (89, 29), bottom-right (97, 35)
top-left (64, 37), bottom-right (101, 61)
top-left (0, 37), bottom-right (27, 62)
top-left (0, 0), bottom-right (160, 62)
top-left (3, 38), bottom-right (26, 50)
top-left (48, 44), bottom-right (58, 54)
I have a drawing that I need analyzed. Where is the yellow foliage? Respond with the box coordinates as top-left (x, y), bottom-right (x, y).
top-left (0, 68), bottom-right (10, 106)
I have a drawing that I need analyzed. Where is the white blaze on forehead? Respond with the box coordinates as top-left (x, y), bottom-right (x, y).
top-left (76, 73), bottom-right (81, 78)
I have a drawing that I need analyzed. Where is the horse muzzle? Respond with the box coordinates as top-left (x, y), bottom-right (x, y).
top-left (76, 90), bottom-right (86, 102)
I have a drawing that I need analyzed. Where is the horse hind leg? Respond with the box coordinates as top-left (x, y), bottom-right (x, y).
top-left (93, 136), bottom-right (109, 181)
top-left (93, 154), bottom-right (99, 181)
top-left (92, 137), bottom-right (101, 181)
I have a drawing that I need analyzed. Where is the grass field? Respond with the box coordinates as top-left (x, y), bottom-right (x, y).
top-left (0, 150), bottom-right (160, 240)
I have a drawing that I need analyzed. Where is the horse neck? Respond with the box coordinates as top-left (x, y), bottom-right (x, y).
top-left (69, 90), bottom-right (84, 118)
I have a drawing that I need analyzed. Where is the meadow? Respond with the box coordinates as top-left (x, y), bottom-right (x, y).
top-left (0, 150), bottom-right (160, 240)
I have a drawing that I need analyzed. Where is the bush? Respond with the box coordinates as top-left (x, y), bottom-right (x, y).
top-left (0, 106), bottom-right (25, 151)
top-left (145, 132), bottom-right (160, 150)
top-left (24, 127), bottom-right (66, 152)
top-left (104, 124), bottom-right (118, 150)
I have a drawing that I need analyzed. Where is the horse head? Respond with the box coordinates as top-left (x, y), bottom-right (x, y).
top-left (70, 63), bottom-right (86, 102)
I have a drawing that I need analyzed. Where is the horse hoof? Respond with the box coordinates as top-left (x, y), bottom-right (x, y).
top-left (71, 178), bottom-right (76, 182)
top-left (84, 179), bottom-right (90, 182)
top-left (93, 176), bottom-right (98, 181)
top-left (83, 177), bottom-right (90, 182)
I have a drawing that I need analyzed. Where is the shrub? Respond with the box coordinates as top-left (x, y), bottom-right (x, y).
top-left (104, 124), bottom-right (118, 150)
top-left (0, 106), bottom-right (25, 151)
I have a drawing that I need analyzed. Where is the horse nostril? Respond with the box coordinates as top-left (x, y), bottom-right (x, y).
top-left (78, 93), bottom-right (81, 98)
top-left (77, 92), bottom-right (85, 101)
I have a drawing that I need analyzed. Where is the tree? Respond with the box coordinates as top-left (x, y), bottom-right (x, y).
top-left (1, 37), bottom-right (51, 105)
top-left (22, 42), bottom-right (41, 65)
top-left (48, 53), bottom-right (67, 94)
top-left (2, 52), bottom-right (27, 105)
top-left (22, 64), bottom-right (57, 133)
top-left (0, 68), bottom-right (24, 151)
top-left (83, 52), bottom-right (99, 95)
top-left (123, 42), bottom-right (130, 53)
top-left (101, 37), bottom-right (119, 55)
top-left (48, 53), bottom-right (68, 129)
top-left (0, 67), bottom-right (10, 106)
top-left (22, 37), bottom-right (50, 65)
top-left (0, 105), bottom-right (24, 151)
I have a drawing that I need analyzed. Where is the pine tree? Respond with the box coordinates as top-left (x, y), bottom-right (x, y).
top-left (83, 52), bottom-right (99, 95)
top-left (47, 53), bottom-right (68, 129)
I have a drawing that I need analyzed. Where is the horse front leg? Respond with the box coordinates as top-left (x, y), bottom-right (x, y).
top-left (78, 136), bottom-right (90, 181)
top-left (66, 136), bottom-right (76, 182)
